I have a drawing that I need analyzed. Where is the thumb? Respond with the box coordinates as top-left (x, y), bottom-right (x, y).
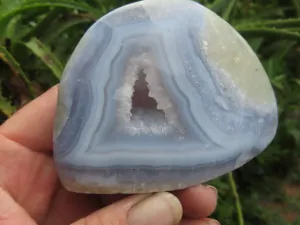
top-left (72, 192), bottom-right (183, 225)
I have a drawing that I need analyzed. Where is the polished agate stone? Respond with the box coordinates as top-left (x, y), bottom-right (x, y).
top-left (53, 0), bottom-right (278, 194)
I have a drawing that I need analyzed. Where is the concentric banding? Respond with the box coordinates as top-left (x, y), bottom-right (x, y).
top-left (54, 0), bottom-right (278, 193)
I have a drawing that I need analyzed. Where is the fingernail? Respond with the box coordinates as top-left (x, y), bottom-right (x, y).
top-left (127, 192), bottom-right (183, 225)
top-left (210, 219), bottom-right (220, 225)
top-left (204, 185), bottom-right (218, 198)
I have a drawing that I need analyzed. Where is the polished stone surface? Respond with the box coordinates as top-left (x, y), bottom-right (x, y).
top-left (53, 0), bottom-right (278, 194)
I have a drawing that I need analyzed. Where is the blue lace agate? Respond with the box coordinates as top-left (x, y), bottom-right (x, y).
top-left (53, 0), bottom-right (278, 194)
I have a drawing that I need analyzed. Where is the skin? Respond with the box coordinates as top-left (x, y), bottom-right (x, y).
top-left (0, 85), bottom-right (219, 225)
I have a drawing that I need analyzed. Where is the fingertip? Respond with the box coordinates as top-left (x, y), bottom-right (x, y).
top-left (127, 192), bottom-right (183, 225)
top-left (180, 218), bottom-right (220, 225)
top-left (174, 185), bottom-right (218, 219)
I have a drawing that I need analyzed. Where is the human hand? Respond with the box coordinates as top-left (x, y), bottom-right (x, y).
top-left (0, 85), bottom-right (219, 225)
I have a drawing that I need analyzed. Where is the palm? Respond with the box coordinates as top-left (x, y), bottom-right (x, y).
top-left (0, 86), bottom-right (218, 225)
top-left (0, 87), bottom-right (102, 224)
top-left (0, 131), bottom-right (108, 224)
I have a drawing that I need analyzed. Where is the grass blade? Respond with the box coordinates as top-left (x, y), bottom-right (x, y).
top-left (247, 37), bottom-right (264, 52)
top-left (291, 0), bottom-right (300, 17)
top-left (43, 17), bottom-right (91, 43)
top-left (0, 45), bottom-right (34, 98)
top-left (236, 18), bottom-right (300, 29)
top-left (209, 0), bottom-right (227, 14)
top-left (237, 27), bottom-right (300, 40)
top-left (222, 0), bottom-right (237, 21)
top-left (0, 0), bottom-right (101, 25)
top-left (0, 94), bottom-right (16, 118)
top-left (23, 38), bottom-right (64, 80)
top-left (21, 8), bottom-right (65, 40)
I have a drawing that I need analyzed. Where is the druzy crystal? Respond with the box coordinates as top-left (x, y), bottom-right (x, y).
top-left (53, 0), bottom-right (278, 194)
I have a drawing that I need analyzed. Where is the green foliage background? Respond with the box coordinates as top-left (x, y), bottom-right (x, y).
top-left (0, 0), bottom-right (299, 224)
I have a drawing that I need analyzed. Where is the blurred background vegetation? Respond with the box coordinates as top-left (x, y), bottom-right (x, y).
top-left (0, 0), bottom-right (299, 224)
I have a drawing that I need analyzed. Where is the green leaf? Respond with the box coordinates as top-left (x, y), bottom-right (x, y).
top-left (275, 41), bottom-right (297, 61)
top-left (294, 79), bottom-right (300, 87)
top-left (198, 0), bottom-right (210, 5)
top-left (0, 16), bottom-right (14, 43)
top-left (291, 0), bottom-right (300, 17)
top-left (237, 27), bottom-right (300, 40)
top-left (271, 75), bottom-right (286, 90)
top-left (0, 44), bottom-right (34, 98)
top-left (43, 17), bottom-right (91, 43)
top-left (236, 18), bottom-right (300, 29)
top-left (247, 37), bottom-right (264, 52)
top-left (0, 95), bottom-right (16, 118)
top-left (222, 0), bottom-right (237, 21)
top-left (208, 0), bottom-right (228, 14)
top-left (289, 129), bottom-right (300, 147)
top-left (0, 0), bottom-right (101, 26)
top-left (0, 75), bottom-right (16, 117)
top-left (23, 38), bottom-right (64, 80)
top-left (21, 8), bottom-right (65, 40)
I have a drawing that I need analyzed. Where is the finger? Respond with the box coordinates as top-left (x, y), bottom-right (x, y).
top-left (0, 186), bottom-right (37, 225)
top-left (0, 85), bottom-right (58, 152)
top-left (180, 218), bottom-right (220, 225)
top-left (72, 192), bottom-right (183, 225)
top-left (173, 185), bottom-right (218, 219)
top-left (44, 188), bottom-right (104, 225)
top-left (0, 132), bottom-right (58, 223)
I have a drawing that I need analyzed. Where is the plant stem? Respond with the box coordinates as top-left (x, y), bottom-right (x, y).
top-left (228, 172), bottom-right (244, 225)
